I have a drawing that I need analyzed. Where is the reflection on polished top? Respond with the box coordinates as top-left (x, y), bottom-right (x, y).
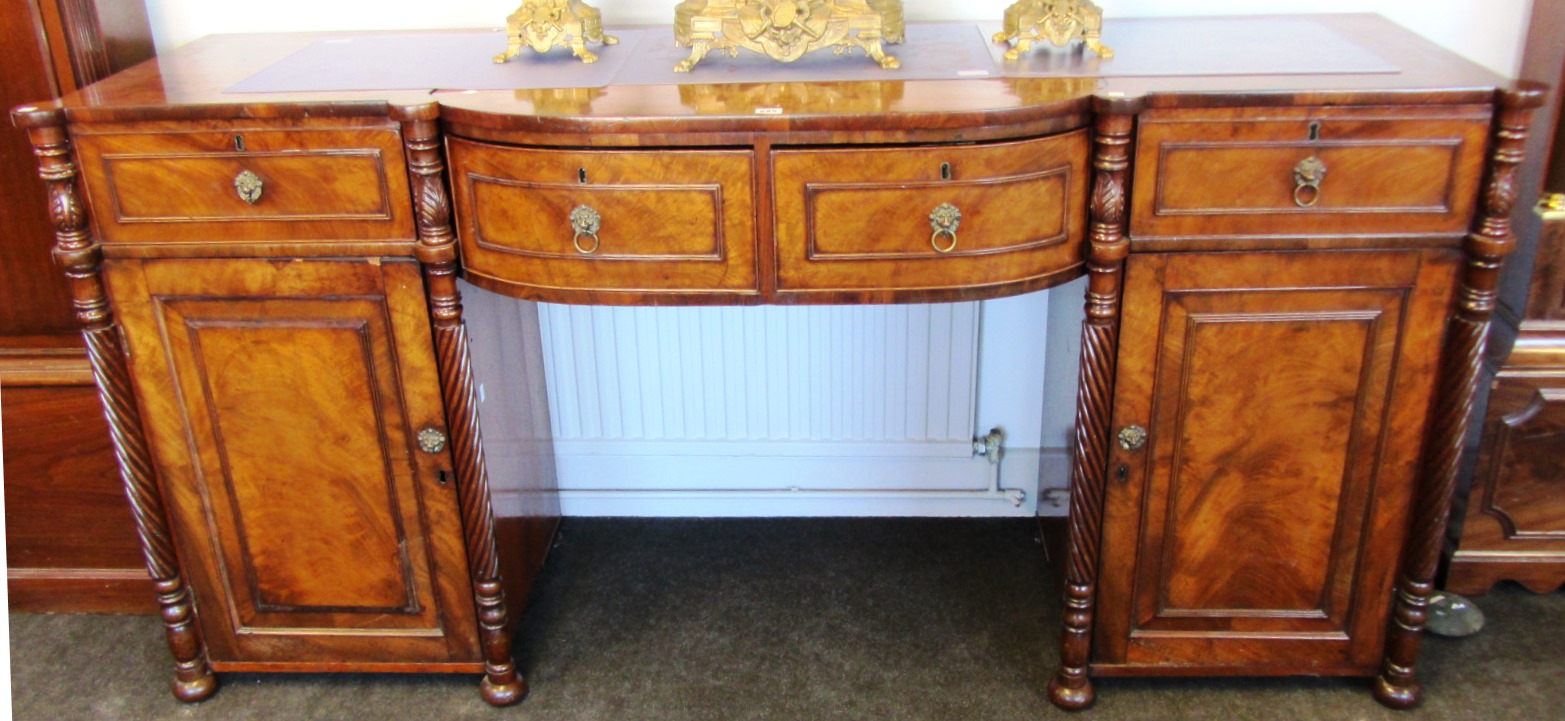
top-left (52, 14), bottom-right (1508, 146)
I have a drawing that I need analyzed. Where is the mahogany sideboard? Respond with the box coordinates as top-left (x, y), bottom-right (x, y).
top-left (9, 15), bottom-right (1547, 710)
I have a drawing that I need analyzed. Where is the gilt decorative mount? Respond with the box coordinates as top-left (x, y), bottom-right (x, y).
top-left (994, 1), bottom-right (1113, 61)
top-left (494, 0), bottom-right (618, 65)
top-left (673, 0), bottom-right (905, 73)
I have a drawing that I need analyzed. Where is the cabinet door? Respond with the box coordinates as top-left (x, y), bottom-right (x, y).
top-left (106, 258), bottom-right (481, 669)
top-left (1095, 250), bottom-right (1457, 675)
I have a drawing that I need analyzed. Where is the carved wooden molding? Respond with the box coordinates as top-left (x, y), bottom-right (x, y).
top-left (1374, 83), bottom-right (1548, 710)
top-left (1047, 100), bottom-right (1136, 712)
top-left (399, 111), bottom-right (527, 707)
top-left (20, 115), bottom-right (217, 703)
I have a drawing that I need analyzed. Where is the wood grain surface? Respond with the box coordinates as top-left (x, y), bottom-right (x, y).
top-left (773, 131), bottom-right (1088, 299)
top-left (71, 121), bottom-right (414, 244)
top-left (7, 14), bottom-right (1544, 709)
top-left (1096, 249), bottom-right (1456, 676)
top-left (105, 257), bottom-right (481, 668)
top-left (1447, 328), bottom-right (1565, 595)
top-left (451, 138), bottom-right (758, 303)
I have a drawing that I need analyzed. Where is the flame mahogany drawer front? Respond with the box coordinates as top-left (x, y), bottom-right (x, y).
top-left (448, 138), bottom-right (759, 301)
top-left (71, 124), bottom-right (414, 243)
top-left (772, 131), bottom-right (1091, 297)
top-left (1131, 106), bottom-right (1493, 241)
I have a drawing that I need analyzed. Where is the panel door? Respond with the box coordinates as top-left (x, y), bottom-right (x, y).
top-left (1447, 364), bottom-right (1565, 594)
top-left (106, 257), bottom-right (480, 668)
top-left (1095, 250), bottom-right (1457, 675)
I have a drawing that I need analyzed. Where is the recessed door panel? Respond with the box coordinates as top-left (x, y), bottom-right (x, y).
top-left (108, 258), bottom-right (480, 666)
top-left (1095, 250), bottom-right (1457, 674)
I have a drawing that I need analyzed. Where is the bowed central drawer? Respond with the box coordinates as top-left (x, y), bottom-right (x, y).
top-left (448, 139), bottom-right (759, 302)
top-left (772, 131), bottom-right (1090, 298)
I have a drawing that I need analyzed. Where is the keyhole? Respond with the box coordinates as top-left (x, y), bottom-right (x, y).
top-left (1115, 465), bottom-right (1129, 483)
top-left (234, 134), bottom-right (246, 152)
top-left (1308, 122), bottom-right (1321, 142)
top-left (578, 167), bottom-right (588, 184)
top-left (940, 162), bottom-right (953, 181)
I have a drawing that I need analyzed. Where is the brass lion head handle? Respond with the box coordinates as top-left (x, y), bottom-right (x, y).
top-left (1117, 425), bottom-right (1147, 452)
top-left (234, 170), bottom-right (264, 205)
top-left (929, 203), bottom-right (963, 254)
top-left (1293, 156), bottom-right (1328, 208)
top-left (570, 205), bottom-right (602, 254)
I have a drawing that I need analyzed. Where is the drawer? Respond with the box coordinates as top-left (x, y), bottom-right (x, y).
top-left (772, 132), bottom-right (1090, 297)
top-left (1131, 106), bottom-right (1491, 241)
top-left (73, 125), bottom-right (414, 243)
top-left (448, 139), bottom-right (758, 300)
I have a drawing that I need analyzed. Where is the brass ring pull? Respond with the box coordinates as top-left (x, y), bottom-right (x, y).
top-left (1293, 156), bottom-right (1327, 208)
top-left (929, 203), bottom-right (962, 254)
top-left (570, 205), bottom-right (602, 255)
top-left (234, 170), bottom-right (263, 205)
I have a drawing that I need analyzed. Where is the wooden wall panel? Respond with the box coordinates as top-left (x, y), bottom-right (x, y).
top-left (3, 0), bottom-right (155, 614)
top-left (2, 380), bottom-right (153, 612)
top-left (1, 0), bottom-right (76, 339)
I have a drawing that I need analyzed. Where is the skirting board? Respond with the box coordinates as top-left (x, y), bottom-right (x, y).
top-left (7, 568), bottom-right (156, 614)
top-left (552, 446), bottom-right (1072, 517)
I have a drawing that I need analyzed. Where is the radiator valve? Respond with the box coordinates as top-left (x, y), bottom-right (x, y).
top-left (973, 427), bottom-right (1005, 465)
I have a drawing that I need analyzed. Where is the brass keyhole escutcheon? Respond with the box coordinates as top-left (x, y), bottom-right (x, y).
top-left (929, 203), bottom-right (962, 254)
top-left (570, 205), bottom-right (602, 255)
top-left (418, 428), bottom-right (449, 455)
top-left (234, 170), bottom-right (264, 205)
top-left (1117, 425), bottom-right (1147, 452)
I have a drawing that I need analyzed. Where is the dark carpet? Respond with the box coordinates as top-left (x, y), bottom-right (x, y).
top-left (9, 518), bottom-right (1564, 720)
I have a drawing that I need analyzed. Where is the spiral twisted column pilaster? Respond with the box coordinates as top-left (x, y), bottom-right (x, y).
top-left (1048, 100), bottom-right (1137, 711)
top-left (1374, 84), bottom-right (1547, 709)
top-left (398, 109), bottom-right (525, 707)
top-left (18, 112), bottom-right (216, 702)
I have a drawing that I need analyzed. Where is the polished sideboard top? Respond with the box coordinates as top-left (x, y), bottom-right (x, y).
top-left (29, 15), bottom-right (1513, 137)
top-left (12, 14), bottom-right (1537, 307)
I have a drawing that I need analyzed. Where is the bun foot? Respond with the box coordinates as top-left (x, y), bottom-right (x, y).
top-left (171, 671), bottom-right (218, 703)
top-left (1373, 675), bottom-right (1421, 709)
top-left (480, 674), bottom-right (528, 707)
top-left (1048, 675), bottom-right (1095, 711)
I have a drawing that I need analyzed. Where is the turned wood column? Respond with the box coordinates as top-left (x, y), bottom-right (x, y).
top-left (1374, 83), bottom-right (1548, 709)
top-left (396, 105), bottom-right (526, 707)
top-left (1048, 96), bottom-right (1140, 712)
top-left (13, 106), bottom-right (216, 702)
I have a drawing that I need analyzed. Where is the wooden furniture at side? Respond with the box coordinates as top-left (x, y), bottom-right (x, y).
top-left (9, 16), bottom-right (1544, 709)
top-left (1445, 0), bottom-right (1565, 596)
top-left (1, 0), bottom-right (155, 613)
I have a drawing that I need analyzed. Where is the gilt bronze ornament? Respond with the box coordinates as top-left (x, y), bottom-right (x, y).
top-left (494, 0), bottom-right (618, 65)
top-left (678, 80), bottom-right (905, 115)
top-left (673, 0), bottom-right (905, 72)
top-left (994, 1), bottom-right (1113, 60)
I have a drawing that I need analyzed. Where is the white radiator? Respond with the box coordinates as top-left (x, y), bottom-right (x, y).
top-left (538, 302), bottom-right (1045, 516)
top-left (463, 279), bottom-right (1075, 517)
